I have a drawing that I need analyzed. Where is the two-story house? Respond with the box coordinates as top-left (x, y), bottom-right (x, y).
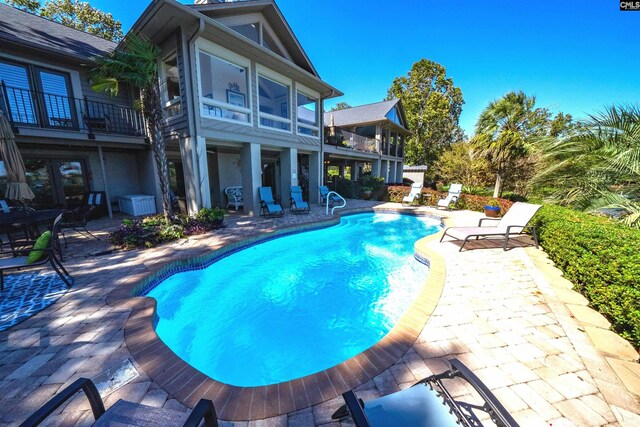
top-left (130, 0), bottom-right (342, 215)
top-left (0, 3), bottom-right (157, 215)
top-left (324, 99), bottom-right (409, 185)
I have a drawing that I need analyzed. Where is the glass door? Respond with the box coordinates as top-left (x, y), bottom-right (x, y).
top-left (35, 68), bottom-right (76, 129)
top-left (0, 60), bottom-right (38, 125)
top-left (24, 159), bottom-right (55, 207)
top-left (57, 161), bottom-right (86, 208)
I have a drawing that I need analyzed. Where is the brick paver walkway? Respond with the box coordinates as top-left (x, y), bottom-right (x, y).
top-left (0, 203), bottom-right (638, 426)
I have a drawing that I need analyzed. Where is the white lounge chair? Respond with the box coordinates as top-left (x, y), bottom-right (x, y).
top-left (436, 183), bottom-right (462, 209)
top-left (224, 186), bottom-right (243, 211)
top-left (440, 202), bottom-right (542, 251)
top-left (402, 183), bottom-right (423, 206)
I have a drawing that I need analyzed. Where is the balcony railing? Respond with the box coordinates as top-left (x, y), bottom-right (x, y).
top-left (0, 82), bottom-right (145, 138)
top-left (326, 128), bottom-right (378, 154)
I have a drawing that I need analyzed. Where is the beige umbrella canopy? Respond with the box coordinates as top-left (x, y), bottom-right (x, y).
top-left (0, 111), bottom-right (35, 201)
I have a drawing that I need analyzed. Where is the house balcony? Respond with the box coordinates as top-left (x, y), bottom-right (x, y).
top-left (325, 128), bottom-right (378, 154)
top-left (0, 83), bottom-right (145, 140)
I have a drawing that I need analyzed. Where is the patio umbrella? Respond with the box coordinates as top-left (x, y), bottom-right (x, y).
top-left (0, 111), bottom-right (35, 201)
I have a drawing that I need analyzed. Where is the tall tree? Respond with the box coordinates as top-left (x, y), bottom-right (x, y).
top-left (91, 34), bottom-right (172, 218)
top-left (436, 141), bottom-right (493, 189)
top-left (3, 0), bottom-right (39, 12)
top-left (535, 105), bottom-right (640, 227)
top-left (471, 91), bottom-right (549, 197)
top-left (386, 59), bottom-right (464, 166)
top-left (329, 102), bottom-right (352, 112)
top-left (3, 0), bottom-right (123, 42)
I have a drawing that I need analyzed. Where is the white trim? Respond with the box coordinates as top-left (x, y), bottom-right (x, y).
top-left (195, 44), bottom-right (253, 126)
top-left (215, 13), bottom-right (292, 61)
top-left (256, 66), bottom-right (292, 134)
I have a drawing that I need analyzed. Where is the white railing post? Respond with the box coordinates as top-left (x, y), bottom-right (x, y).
top-left (325, 191), bottom-right (346, 215)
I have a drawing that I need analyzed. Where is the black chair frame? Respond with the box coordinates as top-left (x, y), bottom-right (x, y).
top-left (333, 358), bottom-right (520, 427)
top-left (60, 205), bottom-right (99, 247)
top-left (0, 215), bottom-right (72, 290)
top-left (19, 377), bottom-right (218, 427)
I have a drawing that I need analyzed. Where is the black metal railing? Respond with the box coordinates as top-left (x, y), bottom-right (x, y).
top-left (0, 82), bottom-right (145, 138)
top-left (326, 128), bottom-right (378, 154)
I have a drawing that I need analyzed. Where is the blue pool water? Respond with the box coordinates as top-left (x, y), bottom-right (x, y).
top-left (147, 213), bottom-right (441, 386)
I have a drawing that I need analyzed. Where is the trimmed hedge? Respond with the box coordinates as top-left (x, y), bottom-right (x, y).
top-left (386, 185), bottom-right (514, 212)
top-left (531, 205), bottom-right (640, 348)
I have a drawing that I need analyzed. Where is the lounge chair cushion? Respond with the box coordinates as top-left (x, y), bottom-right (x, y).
top-left (265, 203), bottom-right (283, 214)
top-left (27, 231), bottom-right (51, 264)
top-left (92, 400), bottom-right (189, 427)
top-left (363, 383), bottom-right (459, 427)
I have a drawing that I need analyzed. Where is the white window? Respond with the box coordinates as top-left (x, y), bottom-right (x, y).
top-left (258, 73), bottom-right (291, 132)
top-left (161, 54), bottom-right (181, 118)
top-left (230, 21), bottom-right (286, 58)
top-left (198, 50), bottom-right (251, 124)
top-left (296, 91), bottom-right (318, 137)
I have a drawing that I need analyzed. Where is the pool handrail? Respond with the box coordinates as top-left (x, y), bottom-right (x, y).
top-left (326, 191), bottom-right (346, 215)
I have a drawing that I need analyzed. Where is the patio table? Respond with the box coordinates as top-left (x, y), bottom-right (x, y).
top-left (0, 208), bottom-right (65, 247)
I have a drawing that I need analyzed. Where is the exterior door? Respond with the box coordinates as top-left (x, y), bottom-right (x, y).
top-left (34, 68), bottom-right (77, 129)
top-left (24, 158), bottom-right (88, 208)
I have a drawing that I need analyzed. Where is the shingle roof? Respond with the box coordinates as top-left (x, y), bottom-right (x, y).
top-left (0, 3), bottom-right (116, 61)
top-left (324, 99), bottom-right (400, 127)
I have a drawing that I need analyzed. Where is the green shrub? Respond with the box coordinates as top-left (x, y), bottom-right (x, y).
top-left (531, 205), bottom-right (640, 348)
top-left (109, 210), bottom-right (225, 250)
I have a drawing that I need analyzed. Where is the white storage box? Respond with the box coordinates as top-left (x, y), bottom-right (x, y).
top-left (118, 195), bottom-right (157, 216)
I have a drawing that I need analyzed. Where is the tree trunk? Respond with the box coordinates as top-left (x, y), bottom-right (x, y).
top-left (493, 173), bottom-right (502, 198)
top-left (142, 84), bottom-right (172, 219)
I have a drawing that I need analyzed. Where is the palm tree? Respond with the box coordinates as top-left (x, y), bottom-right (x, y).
top-left (535, 105), bottom-right (640, 227)
top-left (471, 91), bottom-right (547, 197)
top-left (90, 34), bottom-right (172, 218)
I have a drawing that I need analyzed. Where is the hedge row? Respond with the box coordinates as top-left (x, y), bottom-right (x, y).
top-left (531, 205), bottom-right (640, 348)
top-left (386, 185), bottom-right (514, 212)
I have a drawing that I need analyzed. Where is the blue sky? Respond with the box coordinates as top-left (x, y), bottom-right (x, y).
top-left (90, 0), bottom-right (640, 137)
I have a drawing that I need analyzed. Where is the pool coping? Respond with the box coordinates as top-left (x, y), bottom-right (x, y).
top-left (108, 207), bottom-right (449, 421)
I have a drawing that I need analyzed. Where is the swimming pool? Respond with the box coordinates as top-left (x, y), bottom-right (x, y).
top-left (147, 212), bottom-right (441, 387)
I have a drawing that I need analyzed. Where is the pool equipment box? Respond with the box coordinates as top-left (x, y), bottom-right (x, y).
top-left (118, 195), bottom-right (157, 216)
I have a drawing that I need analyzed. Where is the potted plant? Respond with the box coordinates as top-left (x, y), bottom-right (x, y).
top-left (361, 186), bottom-right (373, 200)
top-left (484, 198), bottom-right (501, 218)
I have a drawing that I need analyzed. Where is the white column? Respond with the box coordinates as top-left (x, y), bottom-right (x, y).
top-left (389, 161), bottom-right (397, 184)
top-left (179, 136), bottom-right (199, 215)
top-left (372, 159), bottom-right (381, 178)
top-left (308, 150), bottom-right (321, 204)
top-left (280, 147), bottom-right (297, 209)
top-left (241, 142), bottom-right (261, 216)
top-left (352, 161), bottom-right (359, 181)
top-left (396, 162), bottom-right (404, 184)
top-left (196, 136), bottom-right (211, 209)
top-left (381, 160), bottom-right (389, 183)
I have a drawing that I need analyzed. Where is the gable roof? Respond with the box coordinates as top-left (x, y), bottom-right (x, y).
top-left (0, 3), bottom-right (115, 61)
top-left (189, 0), bottom-right (317, 76)
top-left (324, 99), bottom-right (409, 132)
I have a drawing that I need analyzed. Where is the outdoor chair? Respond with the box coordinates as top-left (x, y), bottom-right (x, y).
top-left (60, 205), bottom-right (99, 247)
top-left (436, 183), bottom-right (462, 209)
top-left (402, 183), bottom-right (423, 206)
top-left (319, 185), bottom-right (342, 207)
top-left (19, 377), bottom-right (218, 427)
top-left (0, 213), bottom-right (72, 290)
top-left (224, 186), bottom-right (244, 211)
top-left (289, 186), bottom-right (310, 214)
top-left (85, 191), bottom-right (107, 218)
top-left (258, 186), bottom-right (284, 217)
top-left (332, 358), bottom-right (519, 427)
top-left (440, 202), bottom-right (542, 251)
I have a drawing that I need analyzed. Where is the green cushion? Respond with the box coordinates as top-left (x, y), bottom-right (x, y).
top-left (27, 231), bottom-right (51, 264)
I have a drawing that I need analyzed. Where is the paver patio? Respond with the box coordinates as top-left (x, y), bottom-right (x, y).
top-left (0, 202), bottom-right (638, 426)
